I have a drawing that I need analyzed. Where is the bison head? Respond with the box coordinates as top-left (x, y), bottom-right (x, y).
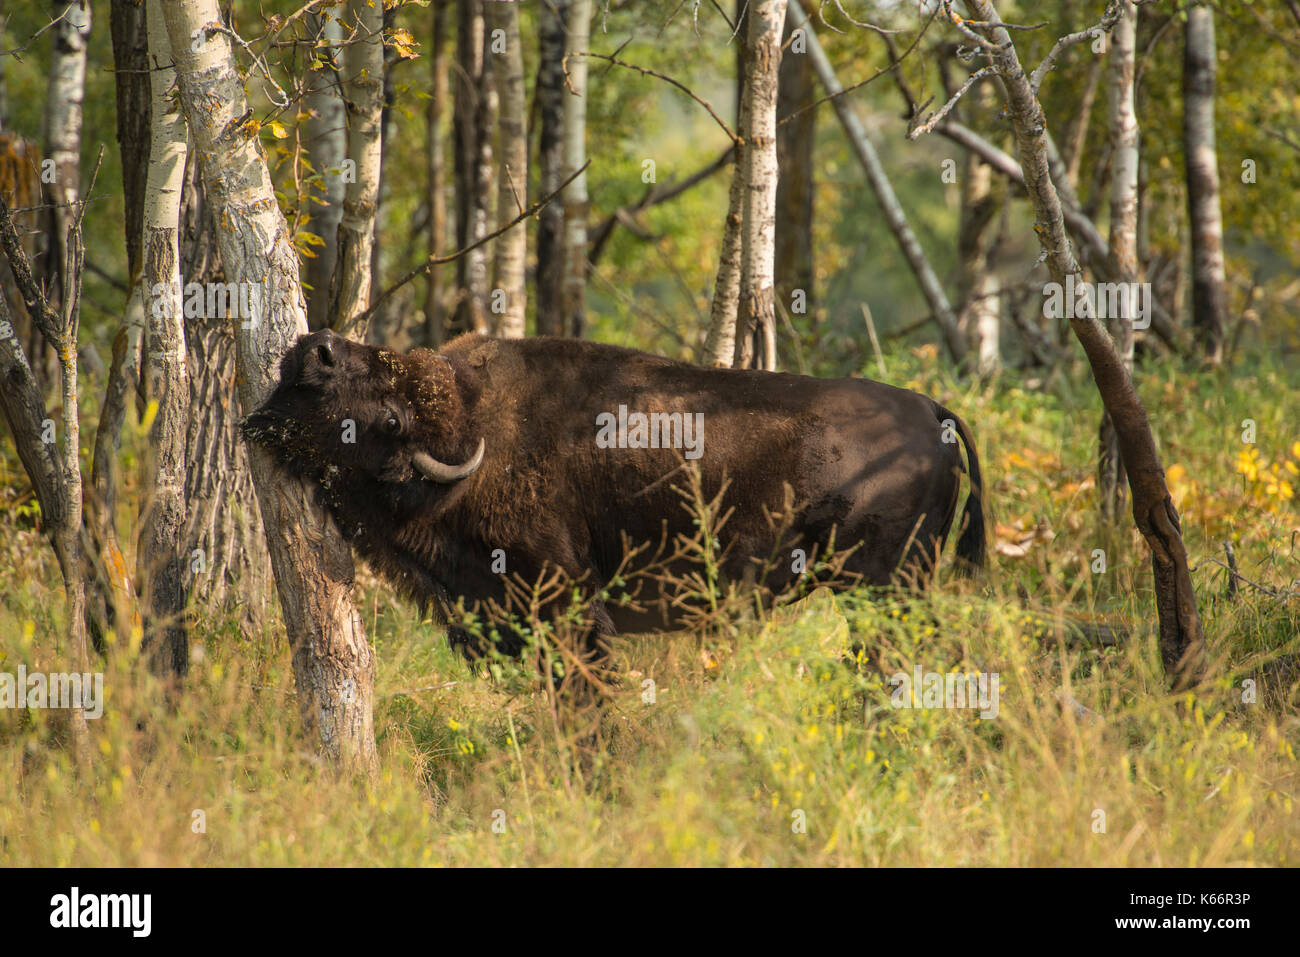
top-left (240, 330), bottom-right (485, 508)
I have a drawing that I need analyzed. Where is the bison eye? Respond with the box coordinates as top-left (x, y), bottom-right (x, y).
top-left (381, 414), bottom-right (401, 436)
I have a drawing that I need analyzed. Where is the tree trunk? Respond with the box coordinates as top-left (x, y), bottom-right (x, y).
top-left (328, 0), bottom-right (384, 339)
top-left (37, 0), bottom-right (91, 392)
top-left (0, 196), bottom-right (93, 770)
top-left (1182, 0), bottom-right (1226, 364)
top-left (787, 0), bottom-right (965, 364)
top-left (489, 0), bottom-right (526, 339)
top-left (774, 4), bottom-right (815, 338)
top-left (160, 0), bottom-right (378, 775)
top-left (733, 0), bottom-right (785, 371)
top-left (89, 0), bottom-right (153, 651)
top-left (1099, 0), bottom-right (1138, 521)
top-left (137, 0), bottom-right (190, 678)
top-left (561, 0), bottom-right (591, 338)
top-left (364, 2), bottom-right (400, 344)
top-left (179, 157), bottom-right (271, 625)
top-left (424, 0), bottom-right (451, 346)
top-left (304, 10), bottom-right (345, 331)
top-left (965, 0), bottom-right (1206, 690)
top-left (452, 0), bottom-right (495, 337)
top-left (109, 0), bottom-right (150, 284)
top-left (535, 0), bottom-right (568, 337)
top-left (704, 31), bottom-right (749, 368)
top-left (956, 87), bottom-right (1003, 379)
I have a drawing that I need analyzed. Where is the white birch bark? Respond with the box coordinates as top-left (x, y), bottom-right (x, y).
top-left (704, 99), bottom-right (747, 367)
top-left (42, 0), bottom-right (91, 315)
top-left (138, 0), bottom-right (190, 676)
top-left (453, 0), bottom-right (494, 335)
top-left (561, 0), bottom-right (592, 337)
top-left (1183, 0), bottom-right (1227, 363)
top-left (733, 0), bottom-right (785, 371)
top-left (489, 0), bottom-right (526, 339)
top-left (329, 0), bottom-right (384, 337)
top-left (160, 0), bottom-right (378, 774)
top-left (1100, 0), bottom-right (1139, 519)
top-left (305, 10), bottom-right (346, 331)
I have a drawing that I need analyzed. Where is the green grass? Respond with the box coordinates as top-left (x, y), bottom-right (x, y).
top-left (1, 350), bottom-right (1297, 866)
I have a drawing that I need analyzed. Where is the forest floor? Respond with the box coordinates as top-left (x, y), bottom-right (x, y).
top-left (2, 348), bottom-right (1297, 865)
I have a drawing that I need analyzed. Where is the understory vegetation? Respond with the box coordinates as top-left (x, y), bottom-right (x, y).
top-left (3, 347), bottom-right (1295, 866)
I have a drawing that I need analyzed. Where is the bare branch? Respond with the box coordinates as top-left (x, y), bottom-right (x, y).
top-left (352, 160), bottom-right (591, 333)
top-left (568, 52), bottom-right (738, 143)
top-left (907, 65), bottom-right (995, 139)
top-left (0, 197), bottom-right (61, 344)
top-left (1027, 0), bottom-right (1134, 94)
top-left (589, 146), bottom-right (734, 266)
top-left (820, 0), bottom-right (903, 36)
top-left (779, 4), bottom-right (939, 129)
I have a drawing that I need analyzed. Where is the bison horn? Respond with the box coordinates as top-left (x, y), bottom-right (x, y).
top-left (412, 438), bottom-right (485, 483)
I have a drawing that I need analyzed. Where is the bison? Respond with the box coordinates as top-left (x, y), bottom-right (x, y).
top-left (242, 330), bottom-right (984, 681)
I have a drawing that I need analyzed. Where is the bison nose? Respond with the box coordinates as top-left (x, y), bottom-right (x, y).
top-left (311, 331), bottom-right (337, 369)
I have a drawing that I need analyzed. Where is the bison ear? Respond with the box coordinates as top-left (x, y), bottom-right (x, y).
top-left (444, 354), bottom-right (482, 408)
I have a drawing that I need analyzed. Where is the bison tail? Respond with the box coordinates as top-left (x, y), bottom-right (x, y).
top-left (936, 404), bottom-right (986, 573)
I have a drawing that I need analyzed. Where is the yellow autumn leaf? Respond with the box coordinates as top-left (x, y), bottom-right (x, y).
top-left (266, 120), bottom-right (289, 139)
top-left (140, 398), bottom-right (159, 433)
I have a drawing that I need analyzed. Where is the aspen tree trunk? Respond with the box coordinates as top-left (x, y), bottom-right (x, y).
top-left (452, 0), bottom-right (495, 336)
top-left (957, 130), bottom-right (1002, 377)
top-left (329, 0), bottom-right (384, 338)
top-left (179, 161), bottom-right (270, 624)
top-left (424, 0), bottom-right (450, 345)
top-left (561, 0), bottom-right (591, 338)
top-left (138, 0), bottom-right (189, 677)
top-left (489, 0), bottom-right (526, 339)
top-left (954, 75), bottom-right (1001, 378)
top-left (305, 10), bottom-right (345, 332)
top-left (965, 0), bottom-right (1206, 690)
top-left (704, 36), bottom-right (748, 367)
top-left (732, 0), bottom-right (785, 371)
top-left (109, 0), bottom-right (149, 284)
top-left (1183, 0), bottom-right (1227, 364)
top-left (42, 0), bottom-right (90, 299)
top-left (160, 0), bottom-right (378, 774)
top-left (774, 6), bottom-right (815, 332)
top-left (38, 0), bottom-right (91, 392)
top-left (366, 2), bottom-right (398, 343)
top-left (1099, 0), bottom-right (1138, 521)
top-left (786, 0), bottom-right (965, 363)
top-left (535, 0), bottom-right (568, 336)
